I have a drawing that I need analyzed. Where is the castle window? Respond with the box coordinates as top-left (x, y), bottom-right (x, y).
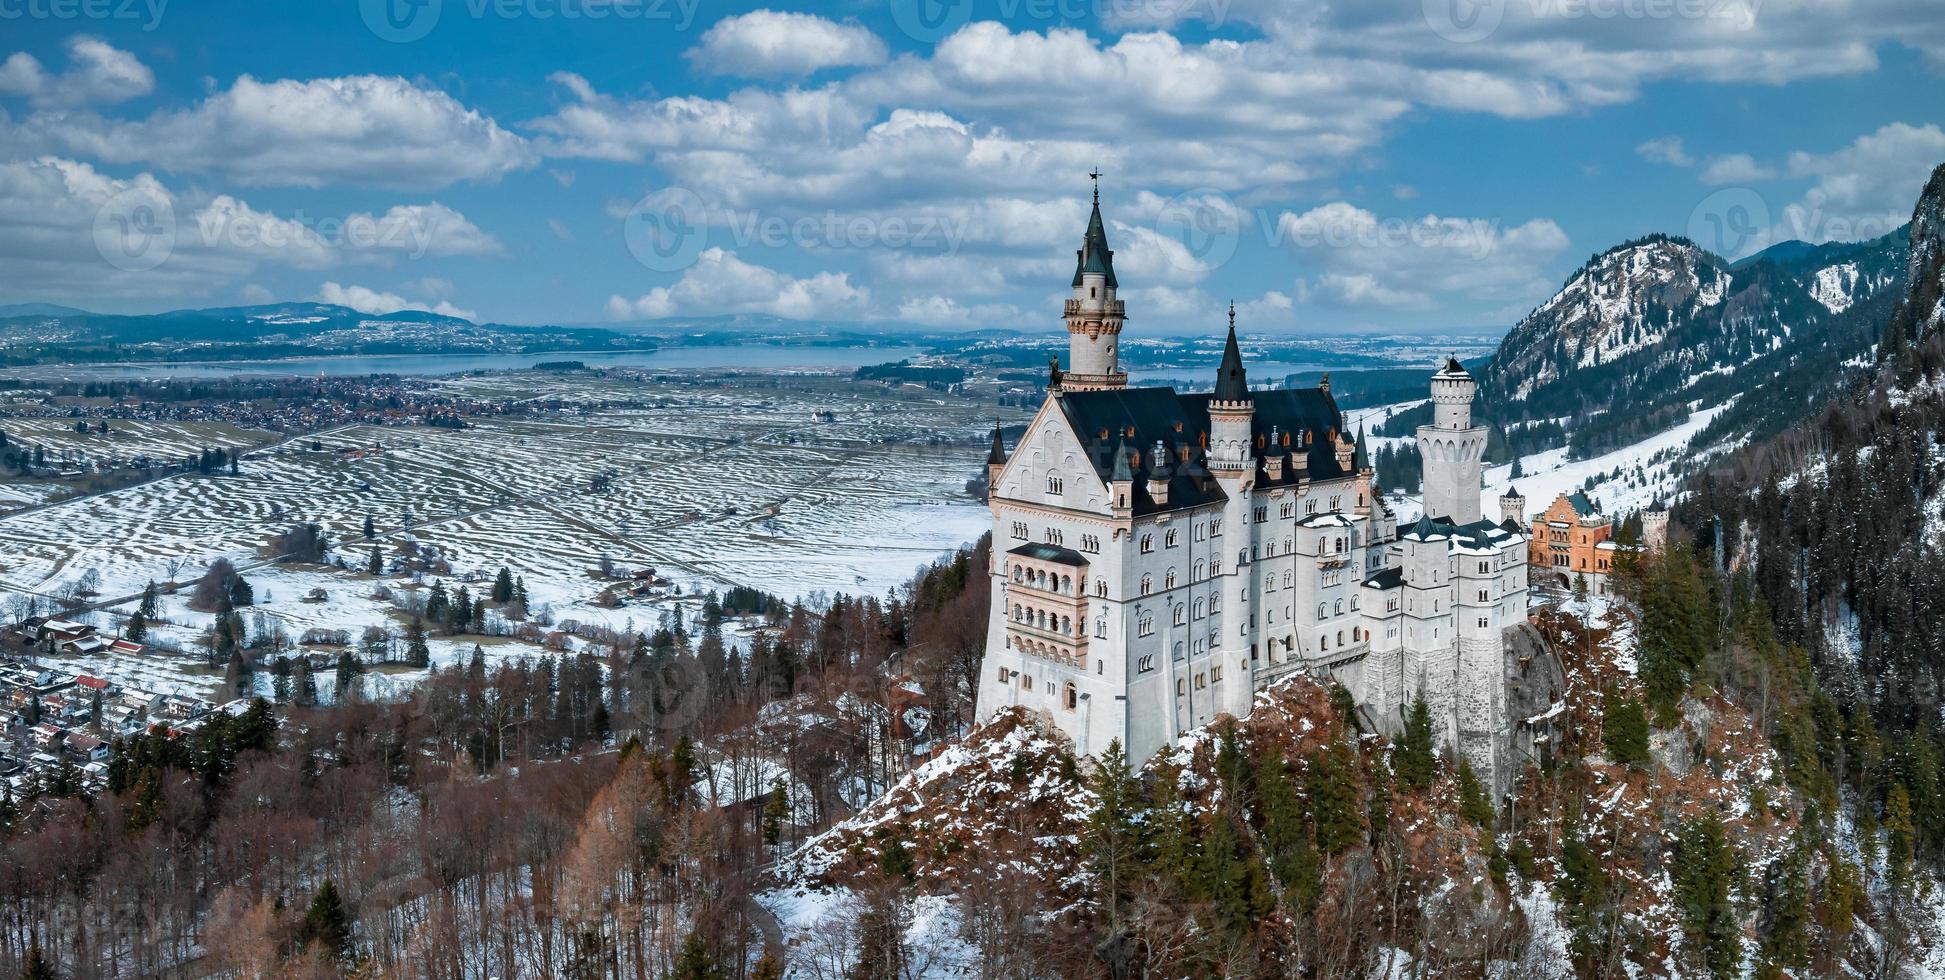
top-left (1253, 506), bottom-right (1267, 523)
top-left (1011, 521), bottom-right (1028, 540)
top-left (1022, 675), bottom-right (1032, 691)
top-left (1478, 561), bottom-right (1491, 574)
top-left (1045, 528), bottom-right (1063, 546)
top-left (997, 666), bottom-right (1007, 683)
top-left (1138, 655), bottom-right (1155, 673)
top-left (1280, 501), bottom-right (1294, 519)
top-left (1064, 684), bottom-right (1078, 710)
top-left (1193, 559), bottom-right (1206, 581)
top-left (1211, 665), bottom-right (1223, 684)
top-left (1478, 617), bottom-right (1490, 628)
top-left (1174, 642), bottom-right (1184, 661)
top-left (1318, 603), bottom-right (1327, 620)
top-left (1165, 570), bottom-right (1177, 589)
top-left (1195, 672), bottom-right (1207, 690)
top-left (1140, 575), bottom-right (1153, 597)
top-left (1177, 679), bottom-right (1186, 696)
top-left (1210, 518), bottom-right (1221, 535)
top-left (1095, 619), bottom-right (1106, 638)
top-left (1478, 589), bottom-right (1490, 602)
top-left (1193, 598), bottom-right (1205, 619)
top-left (1173, 606), bottom-right (1186, 627)
top-left (1210, 594), bottom-right (1222, 613)
top-left (1048, 474), bottom-right (1063, 494)
top-left (1329, 495), bottom-right (1341, 510)
top-left (1238, 549), bottom-right (1248, 567)
top-left (1140, 534), bottom-right (1154, 554)
top-left (1095, 580), bottom-right (1107, 598)
top-left (1165, 528), bottom-right (1179, 548)
top-left (1138, 615), bottom-right (1154, 637)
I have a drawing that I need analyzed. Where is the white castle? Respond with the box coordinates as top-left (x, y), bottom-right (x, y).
top-left (975, 187), bottom-right (1531, 782)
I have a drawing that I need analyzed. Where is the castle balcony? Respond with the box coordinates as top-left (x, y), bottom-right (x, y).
top-left (1063, 299), bottom-right (1126, 318)
top-left (1006, 624), bottom-right (1087, 670)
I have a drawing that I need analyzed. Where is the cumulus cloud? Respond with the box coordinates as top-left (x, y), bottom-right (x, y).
top-left (14, 75), bottom-right (534, 189)
top-left (0, 37), bottom-right (153, 108)
top-left (603, 247), bottom-right (868, 320)
top-left (1635, 136), bottom-right (1692, 167)
top-left (1698, 153), bottom-right (1777, 185)
top-left (689, 11), bottom-right (887, 77)
top-left (1275, 203), bottom-right (1570, 311)
top-left (895, 294), bottom-right (1022, 328)
top-left (317, 280), bottom-right (475, 320)
top-left (0, 156), bottom-right (501, 309)
top-left (1777, 122), bottom-right (1945, 242)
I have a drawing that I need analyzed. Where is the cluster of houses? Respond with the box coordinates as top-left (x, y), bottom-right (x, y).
top-left (0, 658), bottom-right (215, 794)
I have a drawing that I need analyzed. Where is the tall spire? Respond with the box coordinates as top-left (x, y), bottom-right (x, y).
top-left (1072, 181), bottom-right (1117, 289)
top-left (1214, 305), bottom-right (1248, 402)
top-left (987, 420), bottom-right (1006, 465)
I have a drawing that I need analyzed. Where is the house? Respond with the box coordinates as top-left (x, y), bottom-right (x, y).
top-left (66, 733), bottom-right (109, 763)
top-left (38, 620), bottom-right (95, 645)
top-left (75, 674), bottom-right (111, 694)
top-left (30, 724), bottom-right (64, 750)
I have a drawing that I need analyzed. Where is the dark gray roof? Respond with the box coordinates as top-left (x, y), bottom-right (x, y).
top-left (987, 423), bottom-right (1006, 465)
top-left (1363, 566), bottom-right (1404, 589)
top-left (1007, 543), bottom-right (1088, 566)
top-left (1071, 200), bottom-right (1118, 289)
top-left (1056, 384), bottom-right (1348, 516)
top-left (1566, 491), bottom-right (1599, 517)
top-left (1213, 321), bottom-right (1248, 401)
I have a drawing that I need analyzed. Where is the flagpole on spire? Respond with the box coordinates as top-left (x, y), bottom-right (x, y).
top-left (1088, 168), bottom-right (1101, 204)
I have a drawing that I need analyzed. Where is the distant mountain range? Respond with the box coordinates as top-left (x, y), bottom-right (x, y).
top-left (1380, 219), bottom-right (1911, 470)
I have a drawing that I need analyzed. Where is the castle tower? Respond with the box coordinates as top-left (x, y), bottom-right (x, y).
top-left (1061, 174), bottom-right (1127, 392)
top-left (1642, 506), bottom-right (1670, 553)
top-left (1418, 358), bottom-right (1486, 524)
top-left (1208, 305), bottom-right (1253, 473)
top-left (1500, 484), bottom-right (1526, 526)
top-left (986, 422), bottom-right (1007, 497)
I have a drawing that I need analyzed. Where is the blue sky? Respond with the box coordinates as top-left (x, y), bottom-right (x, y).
top-left (1, 0), bottom-right (1941, 334)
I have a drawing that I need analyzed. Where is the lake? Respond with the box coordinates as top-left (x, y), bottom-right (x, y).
top-left (25, 344), bottom-right (929, 380)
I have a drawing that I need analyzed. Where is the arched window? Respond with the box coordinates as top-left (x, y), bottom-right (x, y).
top-left (1140, 574), bottom-right (1153, 596)
top-left (1194, 559), bottom-right (1206, 581)
top-left (1165, 569), bottom-right (1178, 589)
top-left (1192, 598), bottom-right (1205, 619)
top-left (1095, 579), bottom-right (1107, 598)
top-left (1173, 606), bottom-right (1186, 626)
top-left (1318, 603), bottom-right (1327, 619)
top-left (1334, 599), bottom-right (1343, 615)
top-left (1064, 684), bottom-right (1077, 710)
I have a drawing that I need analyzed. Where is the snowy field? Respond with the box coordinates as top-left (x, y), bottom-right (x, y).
top-left (0, 371), bottom-right (1001, 698)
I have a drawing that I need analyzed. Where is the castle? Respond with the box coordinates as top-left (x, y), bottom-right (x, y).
top-left (975, 186), bottom-right (1531, 783)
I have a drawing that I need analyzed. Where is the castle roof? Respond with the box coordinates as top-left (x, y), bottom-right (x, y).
top-left (1565, 491), bottom-right (1599, 517)
top-left (1072, 198), bottom-right (1118, 289)
top-left (1007, 542), bottom-right (1088, 566)
top-left (1436, 356), bottom-right (1470, 378)
top-left (1213, 312), bottom-right (1248, 402)
top-left (1056, 384), bottom-right (1348, 516)
top-left (986, 423), bottom-right (1006, 465)
top-left (1400, 513), bottom-right (1524, 550)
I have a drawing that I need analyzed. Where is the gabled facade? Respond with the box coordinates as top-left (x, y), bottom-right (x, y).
top-left (975, 188), bottom-right (1532, 785)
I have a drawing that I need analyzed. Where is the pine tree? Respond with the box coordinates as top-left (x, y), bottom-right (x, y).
top-left (1084, 740), bottom-right (1144, 931)
top-left (1755, 834), bottom-right (1812, 978)
top-left (762, 775), bottom-right (789, 848)
top-left (1307, 737), bottom-right (1365, 855)
top-left (1671, 811), bottom-right (1744, 979)
top-left (300, 879), bottom-right (353, 963)
top-left (1556, 817), bottom-right (1615, 972)
top-left (1257, 750), bottom-right (1321, 913)
top-left (294, 658), bottom-right (316, 707)
top-left (671, 930), bottom-right (723, 980)
top-left (1396, 691), bottom-right (1436, 791)
top-left (362, 513), bottom-right (375, 539)
top-left (138, 579), bottom-right (158, 619)
top-left (125, 609), bottom-right (147, 642)
top-left (367, 546), bottom-right (383, 576)
top-left (1603, 693), bottom-right (1651, 767)
top-left (1195, 807), bottom-right (1264, 935)
top-left (1885, 782), bottom-right (1916, 891)
top-left (1456, 758), bottom-right (1493, 829)
top-left (228, 572), bottom-right (254, 607)
top-left (494, 566), bottom-right (515, 604)
top-left (405, 617), bottom-right (431, 668)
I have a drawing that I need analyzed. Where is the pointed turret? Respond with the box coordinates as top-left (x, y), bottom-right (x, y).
top-left (1061, 173), bottom-right (1128, 391)
top-left (986, 421), bottom-right (1006, 466)
top-left (1213, 305), bottom-right (1248, 402)
top-left (1354, 423), bottom-right (1369, 470)
top-left (1072, 191), bottom-right (1118, 290)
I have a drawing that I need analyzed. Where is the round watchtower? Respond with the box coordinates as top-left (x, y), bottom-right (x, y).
top-left (1430, 357), bottom-right (1476, 430)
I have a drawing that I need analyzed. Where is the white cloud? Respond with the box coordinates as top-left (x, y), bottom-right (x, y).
top-left (1698, 153), bottom-right (1777, 185)
top-left (689, 11), bottom-right (887, 77)
top-left (1635, 136), bottom-right (1692, 167)
top-left (317, 280), bottom-right (475, 320)
top-left (15, 75), bottom-right (534, 189)
top-left (1778, 122), bottom-right (1945, 242)
top-left (604, 247), bottom-right (869, 320)
top-left (895, 295), bottom-right (1021, 327)
top-left (0, 37), bottom-right (153, 108)
top-left (1275, 202), bottom-right (1570, 311)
